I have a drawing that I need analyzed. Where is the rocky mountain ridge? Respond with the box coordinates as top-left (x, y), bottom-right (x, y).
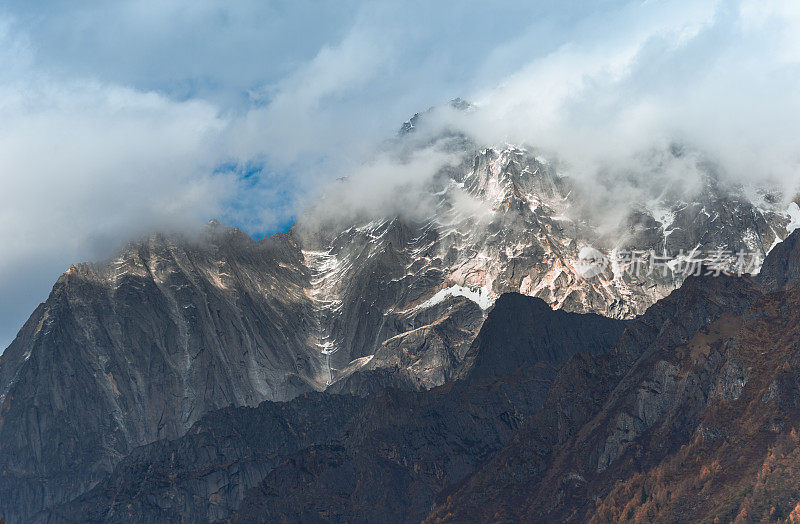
top-left (41, 227), bottom-right (800, 522)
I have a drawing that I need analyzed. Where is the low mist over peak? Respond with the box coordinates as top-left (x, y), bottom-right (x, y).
top-left (2, 0), bottom-right (800, 349)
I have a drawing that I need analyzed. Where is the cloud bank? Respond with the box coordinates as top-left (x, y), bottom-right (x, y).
top-left (430, 1), bottom-right (800, 200)
top-left (2, 0), bottom-right (800, 348)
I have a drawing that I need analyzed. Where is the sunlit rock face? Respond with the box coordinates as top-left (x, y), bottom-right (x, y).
top-left (1, 131), bottom-right (797, 521)
top-left (293, 140), bottom-right (797, 388)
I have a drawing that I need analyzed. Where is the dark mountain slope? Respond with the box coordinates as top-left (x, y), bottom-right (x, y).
top-left (230, 269), bottom-right (762, 523)
top-left (229, 294), bottom-right (627, 523)
top-left (43, 393), bottom-right (365, 523)
top-left (45, 294), bottom-right (626, 523)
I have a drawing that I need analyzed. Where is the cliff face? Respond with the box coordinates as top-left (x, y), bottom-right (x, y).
top-left (1, 136), bottom-right (798, 521)
top-left (0, 226), bottom-right (320, 522)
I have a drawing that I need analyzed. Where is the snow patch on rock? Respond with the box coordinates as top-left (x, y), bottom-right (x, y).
top-left (414, 284), bottom-right (494, 311)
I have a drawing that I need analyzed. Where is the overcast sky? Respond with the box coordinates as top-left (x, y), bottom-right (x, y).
top-left (1, 0), bottom-right (799, 349)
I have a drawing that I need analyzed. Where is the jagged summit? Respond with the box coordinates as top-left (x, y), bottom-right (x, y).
top-left (398, 97), bottom-right (473, 135)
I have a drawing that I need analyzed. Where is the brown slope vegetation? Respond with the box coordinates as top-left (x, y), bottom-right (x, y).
top-left (590, 286), bottom-right (800, 522)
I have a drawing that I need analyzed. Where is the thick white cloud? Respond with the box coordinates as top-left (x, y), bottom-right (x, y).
top-left (0, 81), bottom-right (226, 261)
top-left (453, 1), bottom-right (800, 188)
top-left (0, 74), bottom-right (233, 351)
